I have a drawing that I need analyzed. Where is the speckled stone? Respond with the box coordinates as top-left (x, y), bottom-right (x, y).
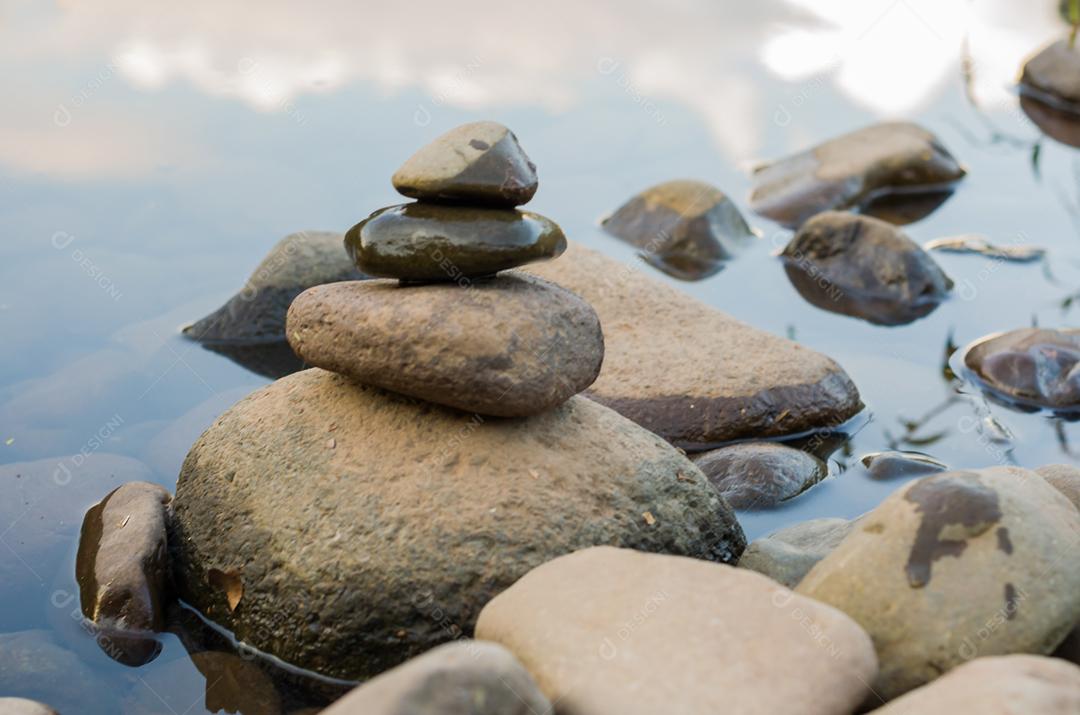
top-left (170, 369), bottom-right (744, 681)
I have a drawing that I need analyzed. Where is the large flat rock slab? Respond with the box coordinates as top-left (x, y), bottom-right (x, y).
top-left (525, 242), bottom-right (862, 447)
top-left (171, 368), bottom-right (744, 681)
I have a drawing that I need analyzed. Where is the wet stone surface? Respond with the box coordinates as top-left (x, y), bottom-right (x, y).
top-left (345, 203), bottom-right (566, 281)
top-left (391, 120), bottom-right (538, 207)
top-left (750, 121), bottom-right (966, 227)
top-left (860, 450), bottom-right (949, 481)
top-left (691, 441), bottom-right (827, 510)
top-left (962, 328), bottom-right (1080, 412)
top-left (76, 482), bottom-right (173, 665)
top-left (601, 179), bottom-right (756, 281)
top-left (1021, 39), bottom-right (1080, 110)
top-left (781, 211), bottom-right (953, 326)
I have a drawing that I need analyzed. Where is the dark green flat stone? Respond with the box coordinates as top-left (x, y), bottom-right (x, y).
top-left (345, 203), bottom-right (566, 281)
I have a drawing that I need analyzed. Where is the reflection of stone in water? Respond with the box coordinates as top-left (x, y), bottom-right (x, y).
top-left (782, 261), bottom-right (944, 326)
top-left (638, 250), bottom-right (725, 282)
top-left (962, 328), bottom-right (1080, 412)
top-left (200, 340), bottom-right (306, 380)
top-left (861, 188), bottom-right (955, 226)
top-left (1019, 92), bottom-right (1080, 149)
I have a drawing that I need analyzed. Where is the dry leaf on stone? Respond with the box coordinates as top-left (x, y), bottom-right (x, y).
top-left (208, 567), bottom-right (244, 612)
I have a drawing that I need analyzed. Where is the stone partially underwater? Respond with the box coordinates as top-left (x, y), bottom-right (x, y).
top-left (601, 179), bottom-right (756, 281)
top-left (960, 328), bottom-right (1080, 413)
top-left (170, 369), bottom-right (745, 680)
top-left (750, 122), bottom-right (966, 227)
top-left (182, 230), bottom-right (364, 377)
top-left (527, 241), bottom-right (864, 447)
top-left (781, 212), bottom-right (953, 326)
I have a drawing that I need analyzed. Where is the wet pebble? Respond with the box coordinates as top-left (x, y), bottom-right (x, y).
top-left (392, 120), bottom-right (538, 207)
top-left (1021, 39), bottom-right (1080, 110)
top-left (797, 467), bottom-right (1080, 700)
top-left (691, 441), bottom-right (826, 510)
top-left (344, 203), bottom-right (566, 281)
top-left (750, 122), bottom-right (965, 227)
top-left (860, 450), bottom-right (949, 480)
top-left (76, 483), bottom-right (172, 637)
top-left (601, 179), bottom-right (755, 281)
top-left (781, 211), bottom-right (952, 325)
top-left (962, 328), bottom-right (1080, 411)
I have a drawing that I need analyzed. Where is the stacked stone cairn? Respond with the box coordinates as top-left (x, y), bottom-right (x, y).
top-left (286, 121), bottom-right (604, 416)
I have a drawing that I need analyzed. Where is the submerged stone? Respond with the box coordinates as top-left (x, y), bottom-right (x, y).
top-left (183, 230), bottom-right (363, 345)
top-left (797, 467), bottom-right (1080, 700)
top-left (171, 368), bottom-right (743, 680)
top-left (601, 179), bottom-right (755, 281)
top-left (0, 630), bottom-right (114, 715)
top-left (691, 441), bottom-right (826, 510)
top-left (475, 547), bottom-right (878, 715)
top-left (286, 274), bottom-right (603, 417)
top-left (525, 242), bottom-right (864, 448)
top-left (345, 203), bottom-right (566, 281)
top-left (860, 451), bottom-right (949, 481)
top-left (750, 122), bottom-right (965, 227)
top-left (781, 211), bottom-right (953, 326)
top-left (962, 328), bottom-right (1080, 411)
top-left (1021, 39), bottom-right (1080, 110)
top-left (392, 121), bottom-right (538, 207)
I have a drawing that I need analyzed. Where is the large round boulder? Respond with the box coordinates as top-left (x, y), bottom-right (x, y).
top-left (170, 368), bottom-right (744, 681)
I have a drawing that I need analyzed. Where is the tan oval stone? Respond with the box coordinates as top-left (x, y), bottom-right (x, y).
top-left (476, 546), bottom-right (878, 715)
top-left (286, 273), bottom-right (603, 417)
top-left (797, 467), bottom-right (1080, 700)
top-left (867, 655), bottom-right (1080, 714)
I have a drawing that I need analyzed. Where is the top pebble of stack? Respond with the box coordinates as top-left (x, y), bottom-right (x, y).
top-left (391, 120), bottom-right (539, 207)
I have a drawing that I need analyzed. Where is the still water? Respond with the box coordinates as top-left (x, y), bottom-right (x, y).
top-left (2, 0), bottom-right (1079, 712)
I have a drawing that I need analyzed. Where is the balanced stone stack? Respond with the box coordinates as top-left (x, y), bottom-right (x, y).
top-left (170, 122), bottom-right (745, 681)
top-left (290, 120), bottom-right (601, 417)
